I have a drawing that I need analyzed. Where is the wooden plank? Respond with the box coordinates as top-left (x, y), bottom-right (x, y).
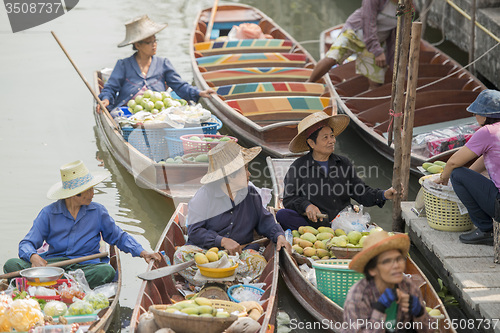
top-left (196, 52), bottom-right (307, 71)
top-left (454, 273), bottom-right (500, 289)
top-left (461, 288), bottom-right (500, 312)
top-left (477, 303), bottom-right (500, 333)
top-left (444, 257), bottom-right (499, 274)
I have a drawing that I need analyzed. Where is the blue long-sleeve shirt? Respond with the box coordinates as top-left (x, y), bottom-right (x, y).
top-left (187, 183), bottom-right (285, 249)
top-left (99, 53), bottom-right (201, 110)
top-left (19, 200), bottom-right (145, 264)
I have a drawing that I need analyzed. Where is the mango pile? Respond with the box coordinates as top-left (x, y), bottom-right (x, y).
top-left (194, 247), bottom-right (228, 265)
top-left (291, 226), bottom-right (385, 259)
top-left (421, 161), bottom-right (446, 174)
top-left (162, 298), bottom-right (232, 318)
top-left (160, 153), bottom-right (209, 164)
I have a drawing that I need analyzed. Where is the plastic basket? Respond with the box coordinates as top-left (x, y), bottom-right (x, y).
top-left (180, 134), bottom-right (238, 154)
top-left (164, 115), bottom-right (223, 138)
top-left (419, 175), bottom-right (473, 231)
top-left (227, 284), bottom-right (264, 303)
top-left (123, 127), bottom-right (169, 162)
top-left (312, 259), bottom-right (363, 307)
top-left (166, 137), bottom-right (184, 158)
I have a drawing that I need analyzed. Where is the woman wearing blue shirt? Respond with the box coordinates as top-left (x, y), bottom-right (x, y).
top-left (3, 161), bottom-right (161, 289)
top-left (98, 15), bottom-right (213, 111)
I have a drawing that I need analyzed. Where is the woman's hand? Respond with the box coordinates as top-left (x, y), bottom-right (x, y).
top-left (221, 237), bottom-right (242, 255)
top-left (396, 289), bottom-right (410, 313)
top-left (199, 88), bottom-right (215, 98)
top-left (375, 53), bottom-right (387, 68)
top-left (305, 204), bottom-right (323, 223)
top-left (97, 99), bottom-right (110, 113)
top-left (276, 235), bottom-right (292, 254)
top-left (30, 253), bottom-right (47, 267)
top-left (140, 251), bottom-right (162, 264)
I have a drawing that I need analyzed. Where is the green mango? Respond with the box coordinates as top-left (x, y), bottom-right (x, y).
top-left (422, 162), bottom-right (434, 170)
top-left (433, 161), bottom-right (447, 167)
top-left (427, 165), bottom-right (444, 174)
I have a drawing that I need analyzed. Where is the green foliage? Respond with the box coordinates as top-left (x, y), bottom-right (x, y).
top-left (437, 278), bottom-right (459, 306)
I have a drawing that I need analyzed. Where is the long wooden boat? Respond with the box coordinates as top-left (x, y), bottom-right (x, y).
top-left (93, 71), bottom-right (210, 202)
top-left (190, 4), bottom-right (337, 158)
top-left (266, 157), bottom-right (455, 333)
top-left (320, 26), bottom-right (486, 173)
top-left (129, 203), bottom-right (280, 332)
top-left (87, 245), bottom-right (122, 333)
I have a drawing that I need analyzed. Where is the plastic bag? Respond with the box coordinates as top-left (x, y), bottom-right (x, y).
top-left (331, 205), bottom-right (371, 233)
top-left (43, 301), bottom-right (67, 317)
top-left (67, 299), bottom-right (94, 316)
top-left (83, 292), bottom-right (109, 310)
top-left (64, 269), bottom-right (91, 294)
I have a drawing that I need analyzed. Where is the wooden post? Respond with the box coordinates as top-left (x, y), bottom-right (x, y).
top-left (392, 0), bottom-right (413, 232)
top-left (469, 0), bottom-right (476, 75)
top-left (401, 22), bottom-right (422, 200)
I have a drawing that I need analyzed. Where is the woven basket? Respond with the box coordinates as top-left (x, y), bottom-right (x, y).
top-left (328, 246), bottom-right (362, 259)
top-left (180, 134), bottom-right (237, 154)
top-left (150, 302), bottom-right (241, 333)
top-left (312, 259), bottom-right (363, 307)
top-left (419, 175), bottom-right (473, 231)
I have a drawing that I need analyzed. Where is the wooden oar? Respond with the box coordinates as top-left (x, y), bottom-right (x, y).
top-left (204, 0), bottom-right (219, 42)
top-left (138, 238), bottom-right (269, 281)
top-left (0, 252), bottom-right (109, 280)
top-left (50, 31), bottom-right (119, 131)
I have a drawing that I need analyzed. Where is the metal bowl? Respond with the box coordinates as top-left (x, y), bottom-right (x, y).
top-left (20, 267), bottom-right (64, 283)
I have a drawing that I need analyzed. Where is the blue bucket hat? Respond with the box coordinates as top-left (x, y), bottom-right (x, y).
top-left (467, 89), bottom-right (500, 118)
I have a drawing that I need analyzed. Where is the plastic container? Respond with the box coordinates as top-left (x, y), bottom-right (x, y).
top-left (197, 263), bottom-right (238, 278)
top-left (227, 284), bottom-right (264, 303)
top-left (312, 259), bottom-right (363, 307)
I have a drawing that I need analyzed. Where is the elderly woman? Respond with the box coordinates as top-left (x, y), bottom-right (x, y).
top-left (343, 231), bottom-right (435, 332)
top-left (436, 89), bottom-right (500, 245)
top-left (173, 141), bottom-right (291, 285)
top-left (3, 161), bottom-right (160, 289)
top-left (276, 112), bottom-right (397, 230)
top-left (98, 15), bottom-right (213, 112)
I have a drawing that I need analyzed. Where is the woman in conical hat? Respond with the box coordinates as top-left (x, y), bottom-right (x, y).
top-left (435, 89), bottom-right (500, 246)
top-left (173, 141), bottom-right (291, 286)
top-left (3, 160), bottom-right (161, 289)
top-left (343, 231), bottom-right (436, 332)
top-left (276, 111), bottom-right (398, 230)
top-left (98, 15), bottom-right (214, 112)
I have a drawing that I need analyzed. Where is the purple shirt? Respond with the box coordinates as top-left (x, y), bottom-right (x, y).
top-left (344, 0), bottom-right (397, 67)
top-left (465, 123), bottom-right (500, 191)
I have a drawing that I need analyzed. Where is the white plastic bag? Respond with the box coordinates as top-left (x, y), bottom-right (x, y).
top-left (331, 205), bottom-right (371, 233)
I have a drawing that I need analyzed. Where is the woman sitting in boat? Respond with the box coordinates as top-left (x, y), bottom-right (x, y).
top-left (174, 140), bottom-right (291, 285)
top-left (435, 89), bottom-right (500, 245)
top-left (343, 231), bottom-right (435, 332)
top-left (98, 15), bottom-right (214, 112)
top-left (276, 112), bottom-right (397, 230)
top-left (308, 0), bottom-right (401, 88)
top-left (3, 160), bottom-right (161, 289)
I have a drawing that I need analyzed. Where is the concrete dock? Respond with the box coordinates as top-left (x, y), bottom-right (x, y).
top-left (402, 202), bottom-right (500, 333)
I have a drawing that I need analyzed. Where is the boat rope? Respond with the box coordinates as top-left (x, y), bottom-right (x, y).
top-left (387, 109), bottom-right (403, 131)
top-left (338, 39), bottom-right (500, 102)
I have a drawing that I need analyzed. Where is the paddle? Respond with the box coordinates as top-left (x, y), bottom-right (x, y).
top-left (50, 31), bottom-right (119, 131)
top-left (137, 238), bottom-right (269, 281)
top-left (204, 0), bottom-right (219, 42)
top-left (0, 252), bottom-right (109, 280)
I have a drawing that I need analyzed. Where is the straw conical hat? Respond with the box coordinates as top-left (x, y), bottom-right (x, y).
top-left (47, 160), bottom-right (110, 200)
top-left (118, 15), bottom-right (167, 48)
top-left (289, 112), bottom-right (350, 153)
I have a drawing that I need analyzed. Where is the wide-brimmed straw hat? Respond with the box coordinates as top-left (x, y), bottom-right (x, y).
top-left (200, 141), bottom-right (261, 184)
top-left (118, 15), bottom-right (167, 48)
top-left (289, 112), bottom-right (350, 153)
top-left (47, 161), bottom-right (111, 200)
top-left (467, 89), bottom-right (500, 118)
top-left (349, 231), bottom-right (410, 273)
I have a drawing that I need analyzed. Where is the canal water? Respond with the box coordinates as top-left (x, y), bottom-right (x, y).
top-left (0, 0), bottom-right (473, 331)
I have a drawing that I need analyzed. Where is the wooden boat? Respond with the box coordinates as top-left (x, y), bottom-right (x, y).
top-left (266, 157), bottom-right (455, 332)
top-left (190, 4), bottom-right (337, 158)
top-left (129, 203), bottom-right (280, 332)
top-left (87, 245), bottom-right (122, 333)
top-left (320, 26), bottom-right (486, 173)
top-left (93, 71), bottom-right (209, 202)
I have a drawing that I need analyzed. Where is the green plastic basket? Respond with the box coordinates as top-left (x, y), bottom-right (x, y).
top-left (312, 259), bottom-right (364, 307)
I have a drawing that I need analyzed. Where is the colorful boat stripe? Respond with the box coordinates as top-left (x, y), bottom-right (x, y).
top-left (194, 39), bottom-right (293, 52)
top-left (202, 67), bottom-right (312, 81)
top-left (227, 96), bottom-right (330, 113)
top-left (216, 82), bottom-right (325, 96)
top-left (196, 52), bottom-right (306, 67)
